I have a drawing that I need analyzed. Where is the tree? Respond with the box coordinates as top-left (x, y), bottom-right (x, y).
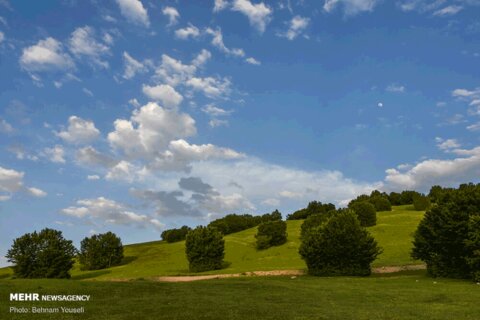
top-left (299, 211), bottom-right (381, 276)
top-left (161, 226), bottom-right (191, 243)
top-left (79, 232), bottom-right (124, 270)
top-left (412, 193), bottom-right (431, 211)
top-left (370, 196), bottom-right (392, 211)
top-left (350, 201), bottom-right (377, 227)
top-left (185, 226), bottom-right (225, 272)
top-left (300, 211), bottom-right (336, 239)
top-left (287, 201), bottom-right (336, 220)
top-left (6, 228), bottom-right (77, 278)
top-left (255, 220), bottom-right (287, 250)
top-left (412, 183), bottom-right (480, 281)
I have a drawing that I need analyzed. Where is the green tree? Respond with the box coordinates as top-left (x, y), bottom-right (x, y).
top-left (6, 228), bottom-right (77, 278)
top-left (413, 193), bottom-right (431, 211)
top-left (350, 201), bottom-right (377, 227)
top-left (299, 211), bottom-right (381, 276)
top-left (300, 211), bottom-right (336, 239)
top-left (255, 220), bottom-right (287, 250)
top-left (185, 226), bottom-right (225, 272)
top-left (161, 226), bottom-right (191, 243)
top-left (79, 232), bottom-right (124, 270)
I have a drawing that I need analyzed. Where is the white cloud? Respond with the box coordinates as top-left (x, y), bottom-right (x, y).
top-left (0, 118), bottom-right (13, 133)
top-left (163, 6), bottom-right (180, 26)
top-left (175, 24), bottom-right (201, 40)
top-left (245, 57), bottom-right (261, 65)
top-left (205, 27), bottom-right (245, 57)
top-left (122, 51), bottom-right (147, 79)
top-left (377, 102), bottom-right (384, 107)
top-left (57, 116), bottom-right (100, 144)
top-left (384, 147), bottom-right (480, 191)
top-left (0, 31), bottom-right (4, 43)
top-left (27, 187), bottom-right (47, 198)
top-left (83, 88), bottom-right (93, 97)
top-left (232, 0), bottom-right (272, 33)
top-left (87, 175), bottom-right (100, 180)
top-left (61, 197), bottom-right (163, 230)
top-left (105, 160), bottom-right (137, 182)
top-left (142, 84), bottom-right (183, 108)
top-left (214, 0), bottom-right (229, 12)
top-left (155, 54), bottom-right (197, 86)
top-left (435, 137), bottom-right (461, 151)
top-left (115, 0), bottom-right (150, 27)
top-left (467, 122), bottom-right (480, 131)
top-left (20, 37), bottom-right (75, 72)
top-left (323, 0), bottom-right (380, 15)
top-left (44, 145), bottom-right (66, 163)
top-left (202, 104), bottom-right (232, 117)
top-left (452, 88), bottom-right (480, 98)
top-left (192, 49), bottom-right (212, 67)
top-left (279, 190), bottom-right (302, 198)
top-left (279, 15), bottom-right (310, 40)
top-left (0, 166), bottom-right (24, 193)
top-left (209, 119), bottom-right (229, 127)
top-left (108, 102), bottom-right (196, 159)
top-left (186, 76), bottom-right (232, 98)
top-left (433, 5), bottom-right (463, 16)
top-left (386, 83), bottom-right (405, 93)
top-left (75, 146), bottom-right (117, 168)
top-left (69, 26), bottom-right (111, 68)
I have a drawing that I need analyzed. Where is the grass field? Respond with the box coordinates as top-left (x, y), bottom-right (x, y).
top-left (2, 272), bottom-right (480, 320)
top-left (0, 205), bottom-right (423, 280)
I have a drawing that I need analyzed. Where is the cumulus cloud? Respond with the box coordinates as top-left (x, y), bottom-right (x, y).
top-left (115, 0), bottom-right (150, 27)
top-left (323, 0), bottom-right (380, 15)
top-left (108, 102), bottom-right (196, 159)
top-left (186, 76), bottom-right (232, 98)
top-left (154, 54), bottom-right (197, 86)
top-left (0, 166), bottom-right (46, 200)
top-left (175, 24), bottom-right (201, 40)
top-left (205, 27), bottom-right (245, 57)
top-left (68, 26), bottom-right (111, 68)
top-left (122, 52), bottom-right (147, 79)
top-left (27, 187), bottom-right (47, 198)
top-left (435, 137), bottom-right (461, 151)
top-left (214, 0), bottom-right (229, 12)
top-left (192, 49), bottom-right (212, 67)
top-left (202, 104), bottom-right (232, 117)
top-left (162, 6), bottom-right (180, 26)
top-left (142, 84), bottom-right (183, 108)
top-left (61, 196), bottom-right (163, 230)
top-left (131, 189), bottom-right (201, 217)
top-left (231, 0), bottom-right (272, 33)
top-left (44, 145), bottom-right (66, 163)
top-left (279, 15), bottom-right (310, 40)
top-left (75, 146), bottom-right (118, 168)
top-left (20, 37), bottom-right (75, 73)
top-left (105, 160), bottom-right (137, 182)
top-left (57, 116), bottom-right (100, 144)
top-left (245, 57), bottom-right (261, 65)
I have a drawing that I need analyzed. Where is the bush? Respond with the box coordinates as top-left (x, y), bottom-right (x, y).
top-left (299, 211), bottom-right (381, 276)
top-left (79, 232), bottom-right (124, 270)
top-left (350, 201), bottom-right (377, 227)
top-left (287, 201), bottom-right (336, 220)
top-left (412, 183), bottom-right (480, 281)
top-left (412, 193), bottom-right (431, 211)
top-left (6, 228), bottom-right (77, 278)
top-left (370, 196), bottom-right (392, 211)
top-left (255, 220), bottom-right (288, 250)
top-left (185, 226), bottom-right (225, 272)
top-left (300, 211), bottom-right (335, 239)
top-left (161, 226), bottom-right (191, 243)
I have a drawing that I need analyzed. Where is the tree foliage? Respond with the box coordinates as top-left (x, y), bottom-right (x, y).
top-left (350, 201), bottom-right (377, 227)
top-left (287, 201), bottom-right (336, 220)
top-left (255, 220), bottom-right (288, 250)
top-left (79, 232), bottom-right (124, 270)
top-left (412, 183), bottom-right (480, 281)
top-left (412, 193), bottom-right (431, 211)
top-left (185, 226), bottom-right (225, 272)
top-left (6, 228), bottom-right (77, 279)
top-left (208, 211), bottom-right (281, 235)
top-left (299, 210), bottom-right (381, 276)
top-left (349, 190), bottom-right (392, 212)
top-left (161, 226), bottom-right (191, 243)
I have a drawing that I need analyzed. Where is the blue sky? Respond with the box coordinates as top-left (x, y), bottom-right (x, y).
top-left (1, 0), bottom-right (480, 266)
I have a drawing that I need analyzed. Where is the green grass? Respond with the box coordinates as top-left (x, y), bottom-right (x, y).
top-left (0, 205), bottom-right (424, 280)
top-left (2, 272), bottom-right (480, 320)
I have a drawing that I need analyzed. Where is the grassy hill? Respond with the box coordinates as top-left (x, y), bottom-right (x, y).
top-left (0, 205), bottom-right (424, 280)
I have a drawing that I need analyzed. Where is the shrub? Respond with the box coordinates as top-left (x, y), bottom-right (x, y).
top-left (388, 192), bottom-right (402, 205)
top-left (350, 201), bottom-right (377, 227)
top-left (299, 211), bottom-right (381, 276)
top-left (6, 228), bottom-right (77, 278)
top-left (287, 201), bottom-right (336, 220)
top-left (208, 214), bottom-right (259, 235)
top-left (161, 226), bottom-right (191, 243)
top-left (185, 226), bottom-right (225, 272)
top-left (370, 196), bottom-right (392, 211)
top-left (300, 211), bottom-right (335, 239)
top-left (79, 232), bottom-right (124, 270)
top-left (412, 183), bottom-right (480, 281)
top-left (255, 220), bottom-right (288, 250)
top-left (412, 194), bottom-right (431, 211)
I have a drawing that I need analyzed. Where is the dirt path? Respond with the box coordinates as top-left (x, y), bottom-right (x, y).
top-left (153, 265), bottom-right (426, 282)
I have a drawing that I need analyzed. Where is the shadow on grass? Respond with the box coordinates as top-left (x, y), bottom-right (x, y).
top-left (0, 273), bottom-right (11, 279)
top-left (119, 256), bottom-right (138, 266)
top-left (71, 270), bottom-right (112, 280)
top-left (372, 269), bottom-right (427, 278)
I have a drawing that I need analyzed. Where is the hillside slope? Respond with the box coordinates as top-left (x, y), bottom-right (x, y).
top-left (0, 205), bottom-right (423, 280)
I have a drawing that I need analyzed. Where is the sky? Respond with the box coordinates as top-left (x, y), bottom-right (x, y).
top-left (0, 0), bottom-right (480, 266)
